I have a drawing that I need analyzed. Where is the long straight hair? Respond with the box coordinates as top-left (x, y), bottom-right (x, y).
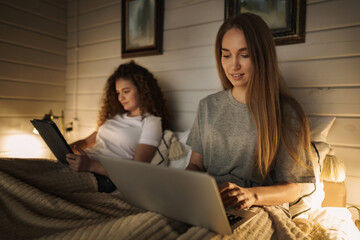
top-left (215, 13), bottom-right (312, 176)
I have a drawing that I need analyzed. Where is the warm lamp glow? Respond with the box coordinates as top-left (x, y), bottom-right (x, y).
top-left (2, 134), bottom-right (50, 158)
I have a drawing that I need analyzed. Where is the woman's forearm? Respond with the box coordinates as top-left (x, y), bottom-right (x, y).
top-left (186, 151), bottom-right (206, 171)
top-left (70, 139), bottom-right (87, 150)
top-left (70, 131), bottom-right (97, 151)
top-left (89, 159), bottom-right (109, 176)
top-left (250, 182), bottom-right (301, 206)
top-left (186, 162), bottom-right (204, 171)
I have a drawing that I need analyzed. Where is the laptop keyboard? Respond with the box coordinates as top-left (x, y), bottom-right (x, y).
top-left (227, 214), bottom-right (243, 226)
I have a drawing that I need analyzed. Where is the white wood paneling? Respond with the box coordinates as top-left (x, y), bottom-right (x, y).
top-left (64, 108), bottom-right (98, 130)
top-left (0, 80), bottom-right (64, 99)
top-left (155, 67), bottom-right (222, 91)
top-left (65, 0), bottom-right (360, 207)
top-left (67, 14), bottom-right (76, 33)
top-left (345, 176), bottom-right (360, 206)
top-left (327, 118), bottom-right (360, 147)
top-left (0, 42), bottom-right (65, 70)
top-left (0, 61), bottom-right (65, 85)
top-left (67, 0), bottom-right (77, 17)
top-left (286, 0), bottom-right (360, 207)
top-left (0, 0), bottom-right (67, 157)
top-left (67, 21), bottom-right (220, 66)
top-left (65, 94), bottom-right (102, 111)
top-left (277, 27), bottom-right (360, 62)
top-left (68, 45), bottom-right (216, 78)
top-left (165, 0), bottom-right (210, 10)
top-left (0, 0), bottom-right (66, 23)
top-left (67, 21), bottom-right (121, 48)
top-left (76, 110), bottom-right (98, 127)
top-left (77, 5), bottom-right (121, 30)
top-left (292, 88), bottom-right (360, 116)
top-left (77, 125), bottom-right (96, 140)
top-left (77, 0), bottom-right (120, 14)
top-left (67, 39), bottom-right (120, 63)
top-left (0, 117), bottom-right (42, 135)
top-left (0, 23), bottom-right (66, 55)
top-left (0, 116), bottom-right (63, 135)
top-left (66, 77), bottom-right (106, 95)
top-left (280, 57), bottom-right (360, 87)
top-left (306, 0), bottom-right (360, 31)
top-left (333, 146), bottom-right (360, 177)
top-left (0, 99), bottom-right (64, 119)
top-left (44, 0), bottom-right (66, 10)
top-left (165, 90), bottom-right (218, 113)
top-left (66, 58), bottom-right (121, 79)
top-left (164, 21), bottom-right (222, 51)
top-left (164, 0), bottom-right (223, 30)
top-left (0, 2), bottom-right (66, 39)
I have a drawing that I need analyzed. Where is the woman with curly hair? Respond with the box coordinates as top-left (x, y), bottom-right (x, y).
top-left (66, 60), bottom-right (170, 192)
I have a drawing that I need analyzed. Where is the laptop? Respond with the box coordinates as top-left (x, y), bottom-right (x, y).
top-left (98, 155), bottom-right (258, 235)
top-left (30, 119), bottom-right (72, 164)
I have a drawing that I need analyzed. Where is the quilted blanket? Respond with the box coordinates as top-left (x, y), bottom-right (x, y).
top-left (0, 158), bottom-right (314, 240)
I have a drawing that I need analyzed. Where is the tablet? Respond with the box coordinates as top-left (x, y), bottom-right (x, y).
top-left (31, 119), bottom-right (72, 164)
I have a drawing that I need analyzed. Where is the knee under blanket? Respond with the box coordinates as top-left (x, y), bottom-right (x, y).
top-left (0, 158), bottom-right (315, 240)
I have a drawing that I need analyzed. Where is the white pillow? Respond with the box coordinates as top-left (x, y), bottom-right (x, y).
top-left (151, 130), bottom-right (185, 167)
top-left (289, 116), bottom-right (336, 219)
top-left (308, 116), bottom-right (336, 143)
top-left (168, 130), bottom-right (191, 169)
top-left (308, 116), bottom-right (336, 173)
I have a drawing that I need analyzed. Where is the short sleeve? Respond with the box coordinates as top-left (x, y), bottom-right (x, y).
top-left (273, 144), bottom-right (315, 184)
top-left (186, 102), bottom-right (203, 155)
top-left (271, 112), bottom-right (315, 184)
top-left (139, 115), bottom-right (162, 147)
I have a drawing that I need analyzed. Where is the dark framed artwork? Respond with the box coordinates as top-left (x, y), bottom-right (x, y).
top-left (121, 0), bottom-right (164, 58)
top-left (225, 0), bottom-right (306, 45)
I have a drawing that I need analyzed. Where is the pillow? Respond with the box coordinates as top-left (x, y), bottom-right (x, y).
top-left (289, 116), bottom-right (336, 219)
top-left (308, 116), bottom-right (336, 180)
top-left (169, 130), bottom-right (192, 169)
top-left (308, 116), bottom-right (336, 143)
top-left (151, 130), bottom-right (184, 167)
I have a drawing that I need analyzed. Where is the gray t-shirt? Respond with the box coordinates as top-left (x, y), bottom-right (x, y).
top-left (187, 90), bottom-right (315, 187)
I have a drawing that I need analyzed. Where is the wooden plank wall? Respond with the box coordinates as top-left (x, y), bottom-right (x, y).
top-left (0, 0), bottom-right (67, 157)
top-left (67, 0), bottom-right (359, 206)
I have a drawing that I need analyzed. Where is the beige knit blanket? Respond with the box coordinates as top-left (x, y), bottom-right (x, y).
top-left (0, 158), bottom-right (314, 240)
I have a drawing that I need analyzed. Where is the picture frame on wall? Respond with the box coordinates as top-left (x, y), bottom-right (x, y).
top-left (225, 0), bottom-right (306, 45)
top-left (121, 0), bottom-right (164, 58)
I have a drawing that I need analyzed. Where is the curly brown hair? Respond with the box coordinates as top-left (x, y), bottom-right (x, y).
top-left (97, 61), bottom-right (170, 129)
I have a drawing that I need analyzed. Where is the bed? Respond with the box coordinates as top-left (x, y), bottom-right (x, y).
top-left (1, 117), bottom-right (359, 239)
top-left (0, 158), bottom-right (316, 240)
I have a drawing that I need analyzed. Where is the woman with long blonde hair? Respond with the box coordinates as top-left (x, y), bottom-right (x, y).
top-left (186, 13), bottom-right (315, 212)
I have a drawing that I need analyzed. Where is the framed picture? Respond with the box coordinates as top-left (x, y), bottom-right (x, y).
top-left (225, 0), bottom-right (306, 45)
top-left (121, 0), bottom-right (164, 58)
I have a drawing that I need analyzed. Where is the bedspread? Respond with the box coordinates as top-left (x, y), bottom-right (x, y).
top-left (0, 158), bottom-right (316, 240)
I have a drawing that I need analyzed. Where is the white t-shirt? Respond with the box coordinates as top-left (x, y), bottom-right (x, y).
top-left (86, 113), bottom-right (162, 160)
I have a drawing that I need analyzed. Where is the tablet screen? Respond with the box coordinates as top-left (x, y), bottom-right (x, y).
top-left (31, 119), bottom-right (72, 164)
